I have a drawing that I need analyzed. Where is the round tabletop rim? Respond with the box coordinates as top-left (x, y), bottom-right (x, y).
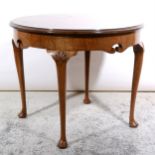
top-left (10, 15), bottom-right (143, 36)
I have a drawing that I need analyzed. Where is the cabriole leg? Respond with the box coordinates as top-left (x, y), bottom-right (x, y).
top-left (12, 40), bottom-right (27, 118)
top-left (52, 52), bottom-right (70, 148)
top-left (83, 51), bottom-right (91, 104)
top-left (129, 43), bottom-right (144, 128)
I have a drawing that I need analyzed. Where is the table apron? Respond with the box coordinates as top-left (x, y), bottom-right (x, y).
top-left (13, 30), bottom-right (140, 54)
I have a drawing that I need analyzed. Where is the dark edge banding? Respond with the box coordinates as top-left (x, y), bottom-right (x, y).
top-left (10, 21), bottom-right (143, 37)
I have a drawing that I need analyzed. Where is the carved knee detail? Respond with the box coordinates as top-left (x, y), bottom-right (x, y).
top-left (52, 52), bottom-right (70, 63)
top-left (51, 51), bottom-right (77, 62)
top-left (133, 43), bottom-right (144, 54)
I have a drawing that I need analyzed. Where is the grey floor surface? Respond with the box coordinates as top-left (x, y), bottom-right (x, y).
top-left (0, 92), bottom-right (155, 155)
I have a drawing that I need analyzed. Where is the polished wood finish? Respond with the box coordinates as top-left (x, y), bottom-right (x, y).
top-left (12, 40), bottom-right (27, 118)
top-left (83, 51), bottom-right (91, 104)
top-left (10, 15), bottom-right (144, 149)
top-left (52, 52), bottom-right (68, 148)
top-left (13, 30), bottom-right (140, 52)
top-left (129, 43), bottom-right (144, 128)
top-left (10, 15), bottom-right (143, 36)
top-left (52, 51), bottom-right (77, 148)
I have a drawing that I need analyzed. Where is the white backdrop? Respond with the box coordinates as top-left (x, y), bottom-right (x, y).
top-left (0, 0), bottom-right (155, 91)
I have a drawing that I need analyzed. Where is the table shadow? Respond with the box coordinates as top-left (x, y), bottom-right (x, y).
top-left (91, 94), bottom-right (128, 126)
top-left (28, 91), bottom-right (83, 117)
top-left (67, 51), bottom-right (105, 90)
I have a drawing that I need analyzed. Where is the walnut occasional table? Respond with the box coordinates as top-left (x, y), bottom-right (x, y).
top-left (10, 15), bottom-right (144, 149)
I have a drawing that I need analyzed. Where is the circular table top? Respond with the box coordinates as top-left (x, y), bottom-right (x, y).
top-left (10, 14), bottom-right (143, 36)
